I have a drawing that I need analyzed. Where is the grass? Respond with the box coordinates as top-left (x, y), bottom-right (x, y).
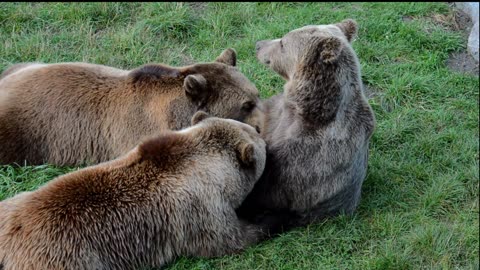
top-left (0, 2), bottom-right (478, 269)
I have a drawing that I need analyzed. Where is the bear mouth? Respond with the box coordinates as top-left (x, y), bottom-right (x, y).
top-left (255, 51), bottom-right (270, 66)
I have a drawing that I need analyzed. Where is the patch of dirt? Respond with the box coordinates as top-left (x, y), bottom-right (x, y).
top-left (419, 9), bottom-right (471, 35)
top-left (402, 15), bottom-right (414, 23)
top-left (444, 3), bottom-right (478, 76)
top-left (185, 2), bottom-right (207, 15)
top-left (445, 51), bottom-right (479, 76)
top-left (435, 4), bottom-right (473, 37)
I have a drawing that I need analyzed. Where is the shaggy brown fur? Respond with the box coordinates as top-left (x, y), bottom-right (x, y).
top-left (0, 49), bottom-right (263, 166)
top-left (0, 113), bottom-right (267, 270)
top-left (237, 19), bottom-right (376, 230)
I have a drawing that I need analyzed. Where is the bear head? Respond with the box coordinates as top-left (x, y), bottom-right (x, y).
top-left (255, 19), bottom-right (361, 125)
top-left (190, 111), bottom-right (266, 208)
top-left (139, 111), bottom-right (266, 209)
top-left (255, 19), bottom-right (358, 81)
top-left (183, 49), bottom-right (264, 133)
top-left (128, 49), bottom-right (264, 133)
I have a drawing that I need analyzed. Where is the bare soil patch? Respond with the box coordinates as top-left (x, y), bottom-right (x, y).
top-left (446, 51), bottom-right (479, 76)
top-left (403, 4), bottom-right (478, 76)
top-left (186, 2), bottom-right (208, 15)
top-left (444, 3), bottom-right (479, 76)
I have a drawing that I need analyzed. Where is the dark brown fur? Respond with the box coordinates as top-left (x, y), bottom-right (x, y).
top-left (238, 19), bottom-right (376, 231)
top-left (0, 49), bottom-right (264, 166)
top-left (0, 114), bottom-right (267, 270)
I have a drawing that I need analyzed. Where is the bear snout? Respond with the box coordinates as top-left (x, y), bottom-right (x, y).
top-left (255, 40), bottom-right (268, 52)
top-left (255, 41), bottom-right (272, 66)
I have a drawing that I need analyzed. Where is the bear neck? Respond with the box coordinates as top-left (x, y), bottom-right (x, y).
top-left (289, 62), bottom-right (343, 126)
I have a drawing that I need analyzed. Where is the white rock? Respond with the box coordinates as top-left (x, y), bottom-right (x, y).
top-left (455, 2), bottom-right (479, 62)
top-left (468, 21), bottom-right (479, 62)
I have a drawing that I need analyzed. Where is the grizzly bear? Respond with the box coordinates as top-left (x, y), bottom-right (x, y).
top-left (0, 49), bottom-right (263, 166)
top-left (237, 19), bottom-right (376, 230)
top-left (0, 112), bottom-right (267, 270)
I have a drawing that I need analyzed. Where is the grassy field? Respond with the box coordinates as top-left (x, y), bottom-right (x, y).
top-left (0, 2), bottom-right (478, 269)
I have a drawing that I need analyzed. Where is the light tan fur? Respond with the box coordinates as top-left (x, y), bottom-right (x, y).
top-left (0, 49), bottom-right (264, 166)
top-left (0, 113), bottom-right (267, 270)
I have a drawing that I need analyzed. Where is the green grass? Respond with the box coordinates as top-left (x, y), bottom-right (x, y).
top-left (1, 2), bottom-right (478, 269)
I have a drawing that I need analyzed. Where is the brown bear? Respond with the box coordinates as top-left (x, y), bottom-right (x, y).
top-left (0, 112), bottom-right (267, 270)
top-left (0, 49), bottom-right (264, 166)
top-left (237, 19), bottom-right (376, 231)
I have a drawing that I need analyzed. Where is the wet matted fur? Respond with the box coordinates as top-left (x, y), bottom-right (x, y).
top-left (0, 113), bottom-right (267, 270)
top-left (0, 49), bottom-right (263, 166)
top-left (237, 19), bottom-right (376, 231)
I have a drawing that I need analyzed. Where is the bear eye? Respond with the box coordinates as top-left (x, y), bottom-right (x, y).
top-left (242, 101), bottom-right (255, 112)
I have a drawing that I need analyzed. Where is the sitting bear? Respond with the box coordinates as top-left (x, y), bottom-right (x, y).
top-left (0, 112), bottom-right (266, 270)
top-left (238, 19), bottom-right (376, 230)
top-left (0, 49), bottom-right (263, 166)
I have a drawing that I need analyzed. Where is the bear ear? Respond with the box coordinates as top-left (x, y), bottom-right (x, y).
top-left (319, 36), bottom-right (343, 64)
top-left (184, 74), bottom-right (207, 101)
top-left (215, 48), bottom-right (237, 66)
top-left (335, 19), bottom-right (358, 42)
top-left (191, 110), bottom-right (210, 125)
top-left (237, 142), bottom-right (255, 167)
